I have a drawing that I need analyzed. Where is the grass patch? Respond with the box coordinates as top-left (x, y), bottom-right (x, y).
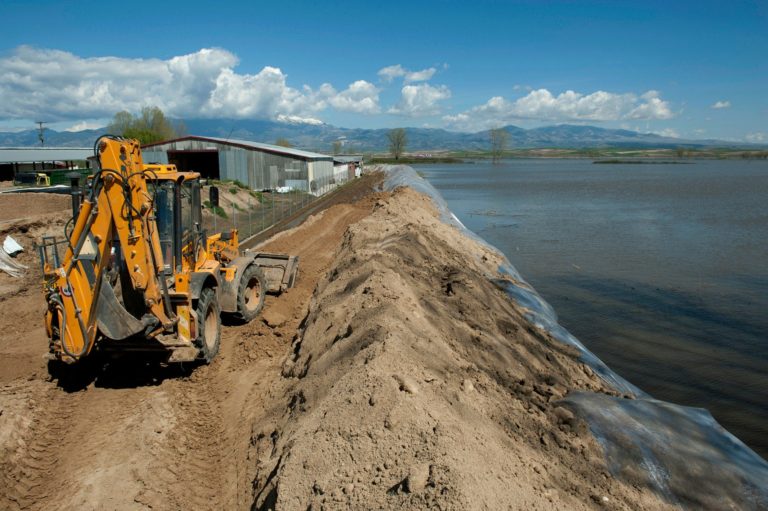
top-left (203, 200), bottom-right (228, 218)
top-left (212, 179), bottom-right (249, 189)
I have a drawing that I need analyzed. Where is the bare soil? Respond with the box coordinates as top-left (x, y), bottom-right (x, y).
top-left (0, 177), bottom-right (674, 510)
top-left (0, 181), bottom-right (376, 510)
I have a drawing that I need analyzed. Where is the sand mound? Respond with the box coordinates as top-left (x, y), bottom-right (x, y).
top-left (252, 187), bottom-right (671, 510)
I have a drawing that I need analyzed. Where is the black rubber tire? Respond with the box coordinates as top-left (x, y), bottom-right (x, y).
top-left (195, 287), bottom-right (221, 363)
top-left (47, 359), bottom-right (65, 380)
top-left (235, 264), bottom-right (267, 323)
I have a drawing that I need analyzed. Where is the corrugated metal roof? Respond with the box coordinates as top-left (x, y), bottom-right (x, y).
top-left (333, 155), bottom-right (364, 163)
top-left (143, 136), bottom-right (332, 161)
top-left (0, 147), bottom-right (92, 163)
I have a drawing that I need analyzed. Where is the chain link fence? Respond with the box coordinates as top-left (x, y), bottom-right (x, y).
top-left (200, 172), bottom-right (356, 241)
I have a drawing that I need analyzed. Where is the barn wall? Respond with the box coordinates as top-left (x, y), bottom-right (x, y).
top-left (143, 139), bottom-right (331, 193)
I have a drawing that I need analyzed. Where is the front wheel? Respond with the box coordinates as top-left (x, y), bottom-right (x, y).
top-left (195, 287), bottom-right (221, 363)
top-left (234, 265), bottom-right (266, 323)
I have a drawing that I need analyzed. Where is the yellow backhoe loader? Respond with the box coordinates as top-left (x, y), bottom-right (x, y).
top-left (38, 136), bottom-right (298, 373)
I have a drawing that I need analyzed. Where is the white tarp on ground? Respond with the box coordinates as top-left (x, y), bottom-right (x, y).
top-left (381, 164), bottom-right (768, 510)
top-left (3, 236), bottom-right (23, 256)
top-left (0, 238), bottom-right (26, 277)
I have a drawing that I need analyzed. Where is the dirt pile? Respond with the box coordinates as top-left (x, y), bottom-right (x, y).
top-left (252, 187), bottom-right (672, 510)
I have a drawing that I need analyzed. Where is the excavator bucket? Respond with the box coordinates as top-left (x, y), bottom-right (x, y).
top-left (249, 252), bottom-right (300, 293)
top-left (95, 277), bottom-right (147, 341)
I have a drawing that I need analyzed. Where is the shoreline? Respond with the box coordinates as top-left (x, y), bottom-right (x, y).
top-left (368, 148), bottom-right (768, 163)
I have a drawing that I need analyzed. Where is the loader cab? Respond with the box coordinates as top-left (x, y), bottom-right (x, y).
top-left (145, 164), bottom-right (202, 274)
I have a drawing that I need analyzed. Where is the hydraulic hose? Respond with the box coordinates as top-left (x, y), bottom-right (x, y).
top-left (49, 293), bottom-right (92, 360)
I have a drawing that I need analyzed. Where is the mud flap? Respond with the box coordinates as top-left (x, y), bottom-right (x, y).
top-left (95, 279), bottom-right (146, 340)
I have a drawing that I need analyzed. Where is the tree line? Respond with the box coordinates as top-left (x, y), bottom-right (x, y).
top-left (107, 106), bottom-right (512, 160)
top-left (107, 107), bottom-right (186, 145)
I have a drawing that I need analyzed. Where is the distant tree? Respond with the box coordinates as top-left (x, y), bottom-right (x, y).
top-left (332, 140), bottom-right (343, 155)
top-left (388, 128), bottom-right (407, 160)
top-left (490, 127), bottom-right (509, 163)
top-left (108, 106), bottom-right (176, 145)
top-left (109, 111), bottom-right (134, 136)
top-left (275, 138), bottom-right (293, 148)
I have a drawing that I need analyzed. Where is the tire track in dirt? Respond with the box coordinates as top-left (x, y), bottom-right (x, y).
top-left (0, 381), bottom-right (70, 510)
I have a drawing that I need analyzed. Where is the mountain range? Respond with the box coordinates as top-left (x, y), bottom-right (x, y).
top-left (0, 119), bottom-right (758, 152)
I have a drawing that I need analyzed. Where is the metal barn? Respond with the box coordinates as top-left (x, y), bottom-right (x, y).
top-left (141, 136), bottom-right (334, 195)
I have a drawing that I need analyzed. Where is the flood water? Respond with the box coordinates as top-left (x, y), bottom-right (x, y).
top-left (415, 159), bottom-right (768, 459)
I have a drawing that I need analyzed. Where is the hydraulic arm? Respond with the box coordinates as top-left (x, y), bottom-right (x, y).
top-left (44, 137), bottom-right (176, 361)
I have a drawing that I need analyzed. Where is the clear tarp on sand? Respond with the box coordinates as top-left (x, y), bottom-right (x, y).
top-left (382, 164), bottom-right (768, 510)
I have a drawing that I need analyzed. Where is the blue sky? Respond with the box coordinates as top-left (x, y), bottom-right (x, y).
top-left (0, 0), bottom-right (766, 141)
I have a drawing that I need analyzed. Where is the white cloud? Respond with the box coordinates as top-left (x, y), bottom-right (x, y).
top-left (711, 100), bottom-right (731, 109)
top-left (327, 80), bottom-right (381, 114)
top-left (404, 67), bottom-right (437, 82)
top-left (377, 64), bottom-right (437, 83)
top-left (377, 64), bottom-right (406, 82)
top-left (0, 46), bottom-right (380, 122)
top-left (444, 88), bottom-right (674, 130)
top-left (276, 114), bottom-right (324, 125)
top-left (389, 83), bottom-right (451, 117)
top-left (745, 132), bottom-right (767, 143)
top-left (64, 120), bottom-right (106, 132)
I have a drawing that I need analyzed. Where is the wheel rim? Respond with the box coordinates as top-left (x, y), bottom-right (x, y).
top-left (243, 276), bottom-right (262, 311)
top-left (204, 304), bottom-right (217, 351)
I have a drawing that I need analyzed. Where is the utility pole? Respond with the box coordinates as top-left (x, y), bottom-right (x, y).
top-left (35, 121), bottom-right (47, 147)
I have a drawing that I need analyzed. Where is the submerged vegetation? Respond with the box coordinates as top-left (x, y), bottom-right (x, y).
top-left (593, 159), bottom-right (692, 164)
top-left (365, 147), bottom-right (768, 163)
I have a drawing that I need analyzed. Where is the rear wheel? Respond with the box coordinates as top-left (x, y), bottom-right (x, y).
top-left (235, 264), bottom-right (266, 323)
top-left (195, 287), bottom-right (221, 363)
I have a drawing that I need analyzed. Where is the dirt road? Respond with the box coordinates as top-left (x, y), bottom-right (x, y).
top-left (0, 178), bottom-right (378, 510)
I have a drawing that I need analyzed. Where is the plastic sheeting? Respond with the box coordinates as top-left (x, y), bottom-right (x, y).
top-left (381, 164), bottom-right (768, 509)
top-left (3, 236), bottom-right (23, 256)
top-left (0, 248), bottom-right (26, 277)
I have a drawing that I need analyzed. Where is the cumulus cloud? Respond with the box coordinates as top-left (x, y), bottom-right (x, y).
top-left (389, 83), bottom-right (451, 117)
top-left (377, 64), bottom-right (437, 83)
top-left (444, 88), bottom-right (674, 130)
top-left (326, 80), bottom-right (381, 114)
top-left (711, 100), bottom-right (731, 109)
top-left (0, 46), bottom-right (380, 122)
top-left (745, 132), bottom-right (767, 143)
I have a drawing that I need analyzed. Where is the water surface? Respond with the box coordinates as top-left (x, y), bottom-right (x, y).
top-left (415, 158), bottom-right (768, 459)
